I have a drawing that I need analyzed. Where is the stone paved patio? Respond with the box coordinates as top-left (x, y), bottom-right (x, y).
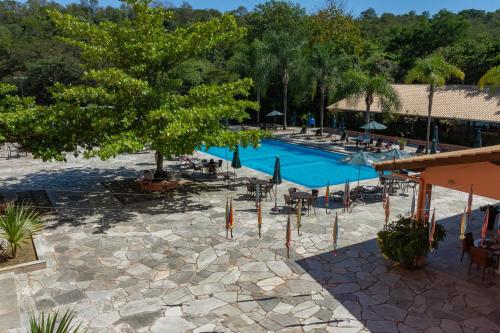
top-left (0, 146), bottom-right (499, 333)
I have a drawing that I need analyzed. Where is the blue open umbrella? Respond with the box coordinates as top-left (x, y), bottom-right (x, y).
top-left (360, 120), bottom-right (387, 131)
top-left (342, 152), bottom-right (376, 186)
top-left (271, 156), bottom-right (282, 211)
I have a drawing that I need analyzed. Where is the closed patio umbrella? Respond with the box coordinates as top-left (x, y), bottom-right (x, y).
top-left (271, 156), bottom-right (282, 211)
top-left (342, 152), bottom-right (376, 186)
top-left (459, 209), bottom-right (467, 240)
top-left (332, 212), bottom-right (339, 254)
top-left (257, 202), bottom-right (262, 238)
top-left (285, 214), bottom-right (291, 258)
top-left (225, 197), bottom-right (230, 238)
top-left (324, 181), bottom-right (330, 213)
top-left (429, 208), bottom-right (436, 249)
top-left (229, 198), bottom-right (234, 239)
top-left (474, 129), bottom-right (482, 148)
top-left (467, 184), bottom-right (473, 218)
top-left (296, 200), bottom-right (302, 236)
top-left (481, 208), bottom-right (489, 241)
top-left (384, 194), bottom-right (391, 224)
top-left (231, 145), bottom-right (242, 172)
top-left (360, 120), bottom-right (387, 131)
top-left (343, 181), bottom-right (351, 213)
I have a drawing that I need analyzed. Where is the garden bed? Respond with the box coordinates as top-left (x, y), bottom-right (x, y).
top-left (0, 237), bottom-right (46, 274)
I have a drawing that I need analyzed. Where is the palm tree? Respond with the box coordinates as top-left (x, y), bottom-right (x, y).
top-left (228, 40), bottom-right (270, 124)
top-left (338, 70), bottom-right (401, 126)
top-left (0, 203), bottom-right (43, 257)
top-left (478, 65), bottom-right (499, 92)
top-left (259, 30), bottom-right (305, 130)
top-left (405, 54), bottom-right (464, 153)
top-left (309, 44), bottom-right (349, 135)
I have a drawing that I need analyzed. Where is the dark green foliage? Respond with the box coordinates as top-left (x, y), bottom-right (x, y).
top-left (377, 216), bottom-right (446, 268)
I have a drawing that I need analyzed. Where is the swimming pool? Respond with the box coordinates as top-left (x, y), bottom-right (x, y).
top-left (202, 139), bottom-right (378, 188)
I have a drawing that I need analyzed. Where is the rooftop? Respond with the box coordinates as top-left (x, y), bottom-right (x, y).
top-left (328, 84), bottom-right (500, 123)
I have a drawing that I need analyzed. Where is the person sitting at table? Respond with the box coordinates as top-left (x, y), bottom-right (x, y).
top-left (207, 159), bottom-right (217, 178)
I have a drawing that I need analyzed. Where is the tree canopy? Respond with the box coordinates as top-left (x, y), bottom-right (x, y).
top-left (0, 0), bottom-right (263, 167)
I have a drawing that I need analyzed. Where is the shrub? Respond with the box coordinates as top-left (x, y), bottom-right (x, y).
top-left (29, 309), bottom-right (82, 333)
top-left (0, 203), bottom-right (43, 257)
top-left (377, 215), bottom-right (446, 268)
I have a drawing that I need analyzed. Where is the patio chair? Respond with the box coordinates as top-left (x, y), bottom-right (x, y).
top-left (350, 186), bottom-right (365, 204)
top-left (461, 232), bottom-right (474, 263)
top-left (288, 187), bottom-right (298, 195)
top-left (468, 247), bottom-right (496, 281)
top-left (415, 145), bottom-right (425, 155)
top-left (263, 184), bottom-right (273, 200)
top-left (284, 194), bottom-right (295, 212)
top-left (330, 190), bottom-right (344, 202)
top-left (311, 189), bottom-right (319, 207)
top-left (246, 183), bottom-right (256, 198)
top-left (305, 196), bottom-right (316, 216)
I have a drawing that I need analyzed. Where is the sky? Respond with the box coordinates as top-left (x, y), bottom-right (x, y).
top-left (56, 0), bottom-right (499, 16)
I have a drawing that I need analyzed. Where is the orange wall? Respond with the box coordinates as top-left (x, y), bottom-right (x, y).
top-left (422, 162), bottom-right (500, 200)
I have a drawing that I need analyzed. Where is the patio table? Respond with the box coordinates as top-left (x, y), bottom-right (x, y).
top-left (291, 191), bottom-right (312, 209)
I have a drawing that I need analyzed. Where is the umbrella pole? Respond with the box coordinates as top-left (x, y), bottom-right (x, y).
top-left (358, 166), bottom-right (360, 187)
top-left (272, 184), bottom-right (278, 211)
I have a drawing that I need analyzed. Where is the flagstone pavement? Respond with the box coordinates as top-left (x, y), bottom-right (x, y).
top-left (0, 148), bottom-right (499, 333)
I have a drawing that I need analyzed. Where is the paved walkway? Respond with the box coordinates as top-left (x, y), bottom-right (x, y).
top-left (0, 148), bottom-right (499, 333)
top-left (0, 273), bottom-right (21, 331)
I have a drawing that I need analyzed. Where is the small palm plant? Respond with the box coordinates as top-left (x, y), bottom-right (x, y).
top-left (0, 203), bottom-right (43, 257)
top-left (29, 309), bottom-right (82, 333)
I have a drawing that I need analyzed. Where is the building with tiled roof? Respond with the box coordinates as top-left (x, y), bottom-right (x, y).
top-left (327, 84), bottom-right (500, 123)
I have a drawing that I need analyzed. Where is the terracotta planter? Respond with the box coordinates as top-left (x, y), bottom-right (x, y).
top-left (415, 255), bottom-right (427, 268)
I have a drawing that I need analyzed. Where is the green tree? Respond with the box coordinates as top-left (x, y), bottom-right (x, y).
top-left (478, 66), bottom-right (500, 92)
top-left (338, 70), bottom-right (401, 126)
top-left (309, 44), bottom-right (349, 135)
top-left (405, 54), bottom-right (465, 153)
top-left (228, 39), bottom-right (270, 124)
top-left (1, 0), bottom-right (263, 173)
top-left (259, 30), bottom-right (306, 129)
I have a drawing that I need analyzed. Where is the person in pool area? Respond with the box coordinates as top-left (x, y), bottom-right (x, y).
top-left (207, 159), bottom-right (217, 178)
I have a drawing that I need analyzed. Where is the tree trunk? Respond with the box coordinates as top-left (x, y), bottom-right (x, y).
top-left (282, 69), bottom-right (289, 130)
top-left (425, 85), bottom-right (434, 154)
top-left (256, 91), bottom-right (261, 124)
top-left (319, 86), bottom-right (325, 136)
top-left (364, 94), bottom-right (373, 124)
top-left (155, 150), bottom-right (163, 172)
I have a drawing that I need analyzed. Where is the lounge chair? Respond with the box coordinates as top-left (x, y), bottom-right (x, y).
top-left (361, 186), bottom-right (384, 201)
top-left (332, 131), bottom-right (347, 145)
top-left (415, 145), bottom-right (425, 155)
top-left (315, 132), bottom-right (334, 142)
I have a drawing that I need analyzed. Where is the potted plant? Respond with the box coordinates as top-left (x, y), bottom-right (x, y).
top-left (377, 215), bottom-right (446, 269)
top-left (398, 138), bottom-right (407, 150)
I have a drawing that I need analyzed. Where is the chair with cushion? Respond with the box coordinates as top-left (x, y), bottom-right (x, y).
top-left (461, 232), bottom-right (474, 263)
top-left (469, 246), bottom-right (496, 280)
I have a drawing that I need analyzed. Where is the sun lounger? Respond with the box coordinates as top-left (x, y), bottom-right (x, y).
top-left (331, 131), bottom-right (347, 145)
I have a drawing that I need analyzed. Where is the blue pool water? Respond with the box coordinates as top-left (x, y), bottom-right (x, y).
top-left (202, 139), bottom-right (378, 188)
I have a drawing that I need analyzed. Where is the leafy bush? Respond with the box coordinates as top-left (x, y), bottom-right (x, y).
top-left (0, 203), bottom-right (43, 257)
top-left (29, 309), bottom-right (82, 333)
top-left (377, 215), bottom-right (446, 268)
